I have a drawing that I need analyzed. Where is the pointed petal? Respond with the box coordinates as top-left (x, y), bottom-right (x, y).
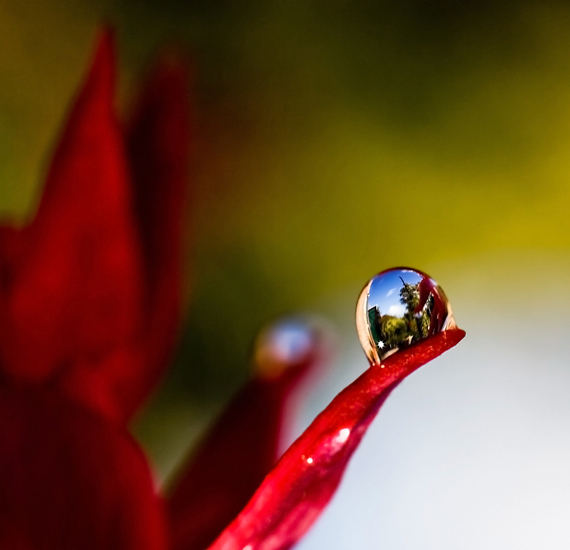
top-left (0, 28), bottom-right (144, 410)
top-left (0, 385), bottom-right (167, 550)
top-left (208, 328), bottom-right (465, 550)
top-left (168, 320), bottom-right (328, 550)
top-left (123, 53), bottom-right (190, 419)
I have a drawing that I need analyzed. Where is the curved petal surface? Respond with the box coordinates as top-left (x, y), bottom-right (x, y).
top-left (209, 329), bottom-right (465, 550)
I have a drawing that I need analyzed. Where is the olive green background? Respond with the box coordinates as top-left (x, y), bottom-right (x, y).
top-left (2, 0), bottom-right (570, 474)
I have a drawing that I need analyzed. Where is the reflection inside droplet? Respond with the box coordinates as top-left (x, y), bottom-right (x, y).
top-left (356, 268), bottom-right (456, 365)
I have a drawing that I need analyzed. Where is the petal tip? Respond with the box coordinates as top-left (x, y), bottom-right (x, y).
top-left (84, 25), bottom-right (117, 100)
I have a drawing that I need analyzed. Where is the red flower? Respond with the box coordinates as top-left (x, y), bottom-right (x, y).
top-left (0, 30), bottom-right (465, 550)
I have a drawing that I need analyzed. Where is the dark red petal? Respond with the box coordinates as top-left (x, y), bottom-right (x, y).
top-left (208, 328), bottom-right (465, 550)
top-left (0, 384), bottom-right (167, 550)
top-left (0, 29), bottom-right (144, 407)
top-left (168, 326), bottom-right (327, 550)
top-left (123, 53), bottom-right (190, 419)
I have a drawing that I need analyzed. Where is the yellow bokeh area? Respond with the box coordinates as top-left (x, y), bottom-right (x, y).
top-left (2, 0), bottom-right (570, 427)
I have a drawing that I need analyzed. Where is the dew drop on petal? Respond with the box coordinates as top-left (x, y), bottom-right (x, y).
top-left (253, 318), bottom-right (316, 378)
top-left (356, 267), bottom-right (456, 365)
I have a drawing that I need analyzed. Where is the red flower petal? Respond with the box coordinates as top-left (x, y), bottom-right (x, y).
top-left (0, 30), bottom-right (190, 423)
top-left (0, 384), bottom-right (167, 550)
top-left (123, 52), bottom-right (190, 419)
top-left (0, 30), bottom-right (144, 406)
top-left (168, 322), bottom-right (327, 550)
top-left (208, 328), bottom-right (465, 550)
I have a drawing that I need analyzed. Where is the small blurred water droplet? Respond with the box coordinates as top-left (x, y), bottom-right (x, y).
top-left (253, 319), bottom-right (316, 378)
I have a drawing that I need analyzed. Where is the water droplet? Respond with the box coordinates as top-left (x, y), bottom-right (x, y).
top-left (356, 267), bottom-right (456, 365)
top-left (253, 318), bottom-right (316, 378)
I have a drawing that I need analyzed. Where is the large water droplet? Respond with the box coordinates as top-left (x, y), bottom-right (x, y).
top-left (356, 268), bottom-right (456, 365)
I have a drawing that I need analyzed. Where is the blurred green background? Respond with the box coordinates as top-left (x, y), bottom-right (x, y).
top-left (2, 0), bottom-right (570, 476)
